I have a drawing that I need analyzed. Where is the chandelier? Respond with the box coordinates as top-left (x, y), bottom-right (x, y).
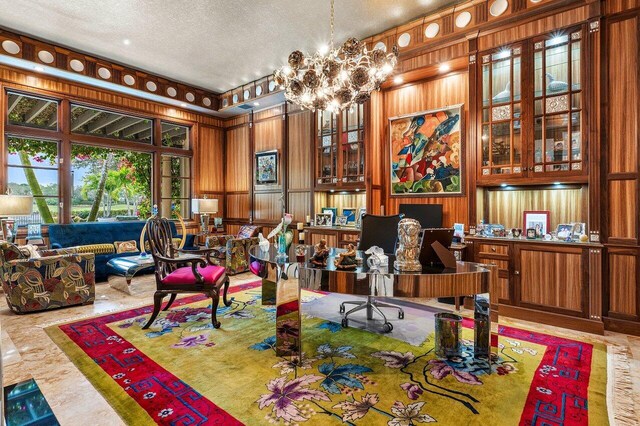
top-left (274, 0), bottom-right (398, 113)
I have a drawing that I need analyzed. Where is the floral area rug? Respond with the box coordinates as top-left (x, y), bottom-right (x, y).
top-left (46, 281), bottom-right (608, 425)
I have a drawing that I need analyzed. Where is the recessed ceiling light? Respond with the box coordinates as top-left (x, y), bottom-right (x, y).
top-left (318, 44), bottom-right (329, 55)
top-left (123, 39), bottom-right (131, 45)
top-left (180, 103), bottom-right (187, 107)
top-left (500, 183), bottom-right (507, 187)
top-left (253, 102), bottom-right (260, 106)
top-left (439, 63), bottom-right (450, 72)
top-left (33, 66), bottom-right (45, 72)
top-left (393, 76), bottom-right (403, 84)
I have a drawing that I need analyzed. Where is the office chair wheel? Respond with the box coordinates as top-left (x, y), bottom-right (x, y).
top-left (398, 311), bottom-right (405, 319)
top-left (382, 322), bottom-right (393, 333)
top-left (341, 318), bottom-right (349, 328)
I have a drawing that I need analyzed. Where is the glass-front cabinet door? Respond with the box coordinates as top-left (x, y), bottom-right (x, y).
top-left (479, 46), bottom-right (523, 179)
top-left (316, 110), bottom-right (337, 185)
top-left (532, 29), bottom-right (584, 175)
top-left (478, 26), bottom-right (585, 183)
top-left (315, 105), bottom-right (366, 189)
top-left (341, 103), bottom-right (365, 184)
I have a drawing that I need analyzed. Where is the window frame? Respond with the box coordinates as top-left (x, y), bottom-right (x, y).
top-left (2, 87), bottom-right (195, 223)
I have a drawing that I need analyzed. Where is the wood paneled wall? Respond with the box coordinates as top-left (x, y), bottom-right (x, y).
top-left (379, 73), bottom-right (470, 226)
top-left (486, 187), bottom-right (587, 229)
top-left (603, 12), bottom-right (640, 331)
top-left (287, 110), bottom-right (314, 223)
top-left (225, 124), bottom-right (250, 220)
top-left (253, 110), bottom-right (285, 224)
top-left (606, 16), bottom-right (639, 245)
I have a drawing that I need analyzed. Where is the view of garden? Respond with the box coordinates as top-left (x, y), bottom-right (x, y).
top-left (8, 137), bottom-right (152, 223)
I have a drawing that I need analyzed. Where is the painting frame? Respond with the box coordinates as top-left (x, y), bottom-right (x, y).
top-left (523, 210), bottom-right (551, 238)
top-left (342, 207), bottom-right (356, 224)
top-left (315, 212), bottom-right (333, 227)
top-left (389, 103), bottom-right (464, 197)
top-left (255, 150), bottom-right (278, 184)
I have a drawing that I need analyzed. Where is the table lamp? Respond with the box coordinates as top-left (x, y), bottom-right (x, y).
top-left (192, 198), bottom-right (218, 234)
top-left (0, 192), bottom-right (33, 243)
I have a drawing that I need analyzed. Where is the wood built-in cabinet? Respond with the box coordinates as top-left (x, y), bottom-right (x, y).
top-left (315, 104), bottom-right (365, 189)
top-left (467, 237), bottom-right (603, 333)
top-left (478, 26), bottom-right (586, 183)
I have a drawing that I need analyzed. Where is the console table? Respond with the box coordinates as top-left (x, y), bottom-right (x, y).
top-left (248, 245), bottom-right (498, 370)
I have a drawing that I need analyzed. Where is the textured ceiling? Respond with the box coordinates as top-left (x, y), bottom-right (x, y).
top-left (0, 0), bottom-right (461, 93)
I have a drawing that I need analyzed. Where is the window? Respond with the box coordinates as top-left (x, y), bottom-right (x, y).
top-left (161, 122), bottom-right (189, 149)
top-left (6, 137), bottom-right (60, 224)
top-left (3, 89), bottom-right (195, 224)
top-left (7, 92), bottom-right (58, 130)
top-left (71, 145), bottom-right (152, 222)
top-left (70, 104), bottom-right (152, 143)
top-left (161, 155), bottom-right (191, 219)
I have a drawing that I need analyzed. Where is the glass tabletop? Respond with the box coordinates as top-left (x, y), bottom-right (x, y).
top-left (108, 255), bottom-right (155, 267)
top-left (249, 244), bottom-right (489, 276)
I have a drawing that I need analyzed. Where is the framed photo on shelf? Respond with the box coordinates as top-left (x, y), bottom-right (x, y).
top-left (315, 212), bottom-right (333, 227)
top-left (336, 215), bottom-right (348, 226)
top-left (323, 207), bottom-right (337, 225)
top-left (255, 150), bottom-right (278, 184)
top-left (556, 223), bottom-right (573, 240)
top-left (571, 222), bottom-right (586, 240)
top-left (342, 207), bottom-right (356, 224)
top-left (355, 207), bottom-right (366, 229)
top-left (523, 210), bottom-right (550, 238)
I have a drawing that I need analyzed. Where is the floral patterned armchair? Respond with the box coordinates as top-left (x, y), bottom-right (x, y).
top-left (205, 225), bottom-right (262, 275)
top-left (0, 242), bottom-right (96, 314)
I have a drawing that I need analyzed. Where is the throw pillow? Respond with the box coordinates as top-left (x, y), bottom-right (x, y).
top-left (18, 244), bottom-right (41, 259)
top-left (114, 240), bottom-right (139, 254)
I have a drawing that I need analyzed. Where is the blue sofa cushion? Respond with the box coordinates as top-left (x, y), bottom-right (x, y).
top-left (48, 221), bottom-right (195, 281)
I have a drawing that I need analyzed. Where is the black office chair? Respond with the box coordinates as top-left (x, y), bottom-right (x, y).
top-left (340, 213), bottom-right (404, 332)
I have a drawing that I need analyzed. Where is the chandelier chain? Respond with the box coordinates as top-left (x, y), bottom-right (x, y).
top-left (330, 0), bottom-right (335, 49)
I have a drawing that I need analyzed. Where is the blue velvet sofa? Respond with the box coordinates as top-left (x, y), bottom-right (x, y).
top-left (48, 221), bottom-right (195, 281)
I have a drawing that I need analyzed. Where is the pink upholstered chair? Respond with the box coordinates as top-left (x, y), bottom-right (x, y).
top-left (142, 217), bottom-right (231, 329)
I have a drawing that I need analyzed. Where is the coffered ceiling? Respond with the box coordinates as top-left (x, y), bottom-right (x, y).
top-left (0, 0), bottom-right (462, 94)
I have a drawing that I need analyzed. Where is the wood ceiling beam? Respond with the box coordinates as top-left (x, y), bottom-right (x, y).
top-left (7, 95), bottom-right (22, 115)
top-left (24, 99), bottom-right (50, 123)
top-left (162, 127), bottom-right (187, 138)
top-left (71, 109), bottom-right (101, 131)
top-left (106, 117), bottom-right (144, 135)
top-left (87, 113), bottom-right (121, 133)
top-left (123, 121), bottom-right (151, 138)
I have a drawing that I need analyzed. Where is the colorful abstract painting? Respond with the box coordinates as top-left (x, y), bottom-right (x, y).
top-left (390, 104), bottom-right (463, 195)
top-left (255, 150), bottom-right (278, 184)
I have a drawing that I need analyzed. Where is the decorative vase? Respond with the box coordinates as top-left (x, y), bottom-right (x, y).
top-left (394, 218), bottom-right (422, 271)
top-left (276, 232), bottom-right (288, 261)
top-left (435, 313), bottom-right (463, 358)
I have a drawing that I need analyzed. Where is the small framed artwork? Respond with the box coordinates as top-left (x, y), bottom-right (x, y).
top-left (355, 207), bottom-right (366, 228)
top-left (523, 210), bottom-right (550, 238)
top-left (556, 223), bottom-right (573, 240)
top-left (255, 150), bottom-right (278, 184)
top-left (336, 216), bottom-right (348, 226)
top-left (571, 222), bottom-right (586, 240)
top-left (323, 207), bottom-right (337, 225)
top-left (342, 207), bottom-right (356, 224)
top-left (453, 223), bottom-right (464, 239)
top-left (526, 228), bottom-right (537, 239)
top-left (315, 212), bottom-right (333, 227)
